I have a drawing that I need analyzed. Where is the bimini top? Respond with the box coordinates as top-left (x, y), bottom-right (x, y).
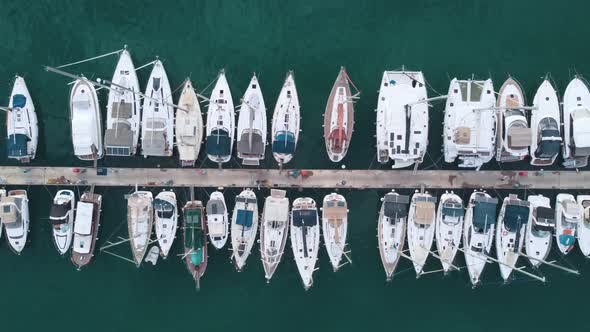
top-left (533, 206), bottom-right (555, 231)
top-left (442, 201), bottom-right (464, 218)
top-left (105, 102), bottom-right (134, 156)
top-left (293, 209), bottom-right (317, 227)
top-left (383, 194), bottom-right (409, 220)
top-left (504, 202), bottom-right (530, 232)
top-left (12, 94), bottom-right (26, 108)
top-left (535, 118), bottom-right (561, 159)
top-left (236, 209), bottom-right (254, 227)
top-left (272, 131), bottom-right (295, 154)
top-left (473, 196), bottom-right (498, 229)
top-left (0, 198), bottom-right (18, 224)
top-left (154, 199), bottom-right (174, 219)
top-left (49, 201), bottom-right (71, 223)
top-left (237, 130), bottom-right (264, 156)
top-left (206, 129), bottom-right (231, 156)
top-left (7, 134), bottom-right (29, 158)
top-left (206, 199), bottom-right (225, 215)
top-left (415, 196), bottom-right (436, 225)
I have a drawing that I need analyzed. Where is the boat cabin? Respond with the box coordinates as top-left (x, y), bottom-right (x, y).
top-left (73, 202), bottom-right (94, 254)
top-left (571, 108), bottom-right (590, 156)
top-left (49, 200), bottom-right (72, 223)
top-left (533, 206), bottom-right (555, 232)
top-left (206, 199), bottom-right (226, 238)
top-left (0, 197), bottom-right (21, 231)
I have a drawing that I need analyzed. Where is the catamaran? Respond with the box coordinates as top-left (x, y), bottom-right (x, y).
top-left (206, 191), bottom-right (228, 249)
top-left (231, 189), bottom-right (258, 271)
top-left (127, 190), bottom-right (154, 267)
top-left (378, 190), bottom-right (409, 281)
top-left (237, 74), bottom-right (266, 165)
top-left (322, 193), bottom-right (348, 271)
top-left (444, 78), bottom-right (496, 169)
top-left (376, 70), bottom-right (428, 168)
top-left (49, 190), bottom-right (75, 255)
top-left (555, 193), bottom-right (582, 255)
top-left (562, 77), bottom-right (590, 168)
top-left (206, 70), bottom-right (235, 165)
top-left (175, 79), bottom-right (203, 167)
top-left (407, 191), bottom-right (437, 276)
top-left (324, 67), bottom-right (356, 162)
top-left (463, 191), bottom-right (498, 286)
top-left (260, 189), bottom-right (290, 281)
top-left (496, 78), bottom-right (530, 162)
top-left (291, 197), bottom-right (320, 290)
top-left (104, 49), bottom-right (141, 157)
top-left (71, 192), bottom-right (102, 269)
top-left (496, 194), bottom-right (531, 281)
top-left (182, 200), bottom-right (207, 289)
top-left (154, 190), bottom-right (178, 258)
top-left (70, 78), bottom-right (103, 160)
top-left (525, 195), bottom-right (555, 267)
top-left (530, 80), bottom-right (561, 166)
top-left (435, 191), bottom-right (464, 273)
top-left (577, 195), bottom-right (590, 257)
top-left (0, 190), bottom-right (29, 254)
top-left (6, 76), bottom-right (38, 163)
top-left (141, 60), bottom-right (173, 157)
top-left (271, 71), bottom-right (300, 166)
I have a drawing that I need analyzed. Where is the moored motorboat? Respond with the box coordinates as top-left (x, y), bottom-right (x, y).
top-left (407, 191), bottom-right (437, 276)
top-left (71, 192), bottom-right (102, 269)
top-left (496, 78), bottom-right (530, 162)
top-left (271, 71), bottom-right (300, 166)
top-left (321, 192), bottom-right (348, 271)
top-left (127, 190), bottom-right (154, 266)
top-left (260, 189), bottom-right (290, 281)
top-left (206, 191), bottom-right (228, 249)
top-left (562, 77), bottom-right (590, 168)
top-left (0, 190), bottom-right (29, 254)
top-left (154, 190), bottom-right (178, 258)
top-left (290, 197), bottom-right (320, 290)
top-left (231, 189), bottom-right (258, 271)
top-left (496, 194), bottom-right (531, 281)
top-left (176, 79), bottom-right (203, 167)
top-left (324, 67), bottom-right (356, 162)
top-left (525, 194), bottom-right (555, 267)
top-left (141, 60), bottom-right (173, 157)
top-left (577, 195), bottom-right (590, 257)
top-left (70, 78), bottom-right (103, 160)
top-left (6, 76), bottom-right (38, 163)
top-left (182, 200), bottom-right (207, 289)
top-left (435, 191), bottom-right (464, 273)
top-left (49, 189), bottom-right (75, 255)
top-left (377, 190), bottom-right (409, 281)
top-left (237, 74), bottom-right (266, 165)
top-left (555, 193), bottom-right (582, 255)
top-left (206, 70), bottom-right (235, 165)
top-left (530, 80), bottom-right (561, 166)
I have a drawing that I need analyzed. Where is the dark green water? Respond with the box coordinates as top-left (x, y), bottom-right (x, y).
top-left (1, 1), bottom-right (590, 331)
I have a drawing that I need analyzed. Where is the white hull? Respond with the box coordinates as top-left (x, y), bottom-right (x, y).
top-left (260, 189), bottom-right (289, 280)
top-left (141, 60), bottom-right (174, 157)
top-left (496, 195), bottom-right (530, 281)
top-left (496, 78), bottom-right (529, 162)
top-left (322, 193), bottom-right (348, 271)
top-left (435, 192), bottom-right (463, 273)
top-left (70, 79), bottom-right (103, 160)
top-left (176, 79), bottom-right (203, 166)
top-left (154, 191), bottom-right (178, 258)
top-left (231, 189), bottom-right (258, 271)
top-left (577, 195), bottom-right (590, 256)
top-left (562, 78), bottom-right (590, 168)
top-left (290, 197), bottom-right (319, 290)
top-left (3, 191), bottom-right (30, 254)
top-left (51, 190), bottom-right (75, 255)
top-left (530, 80), bottom-right (561, 166)
top-left (463, 191), bottom-right (496, 286)
top-left (555, 193), bottom-right (581, 255)
top-left (206, 191), bottom-right (229, 249)
top-left (127, 190), bottom-right (154, 265)
top-left (525, 195), bottom-right (553, 267)
top-left (7, 76), bottom-right (38, 162)
top-left (378, 190), bottom-right (408, 281)
top-left (271, 72), bottom-right (300, 165)
top-left (206, 71), bottom-right (235, 163)
top-left (407, 192), bottom-right (436, 275)
top-left (237, 75), bottom-right (267, 165)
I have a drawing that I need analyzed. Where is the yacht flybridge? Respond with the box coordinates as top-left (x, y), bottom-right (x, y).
top-left (562, 77), bottom-right (590, 168)
top-left (496, 78), bottom-right (531, 162)
top-left (6, 76), bottom-right (38, 163)
top-left (530, 80), bottom-right (561, 166)
top-left (236, 74), bottom-right (266, 166)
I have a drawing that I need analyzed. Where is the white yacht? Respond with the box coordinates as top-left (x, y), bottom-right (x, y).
top-left (206, 71), bottom-right (235, 164)
top-left (562, 77), bottom-right (590, 168)
top-left (175, 79), bottom-right (203, 167)
top-left (206, 191), bottom-right (229, 249)
top-left (530, 80), bottom-right (561, 166)
top-left (0, 190), bottom-right (29, 254)
top-left (271, 71), bottom-right (300, 166)
top-left (376, 70), bottom-right (428, 168)
top-left (154, 190), bottom-right (178, 258)
top-left (378, 190), bottom-right (409, 281)
top-left (237, 74), bottom-right (267, 165)
top-left (104, 49), bottom-right (141, 157)
top-left (321, 193), bottom-right (348, 272)
top-left (141, 60), bottom-right (173, 157)
top-left (496, 194), bottom-right (531, 281)
top-left (70, 78), bottom-right (103, 160)
top-left (407, 191), bottom-right (437, 276)
top-left (463, 191), bottom-right (497, 286)
top-left (443, 78), bottom-right (496, 169)
top-left (6, 76), bottom-right (38, 163)
top-left (496, 78), bottom-right (530, 162)
top-left (49, 190), bottom-right (75, 255)
top-left (555, 193), bottom-right (582, 255)
top-left (290, 197), bottom-right (320, 290)
top-left (127, 190), bottom-right (154, 267)
top-left (231, 189), bottom-right (258, 271)
top-left (435, 192), bottom-right (464, 273)
top-left (525, 195), bottom-right (554, 267)
top-left (260, 189), bottom-right (290, 281)
top-left (577, 195), bottom-right (590, 257)
top-left (71, 192), bottom-right (102, 270)
top-left (324, 67), bottom-right (356, 163)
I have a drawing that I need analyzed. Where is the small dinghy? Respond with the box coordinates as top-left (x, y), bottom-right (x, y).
top-left (154, 191), bottom-right (178, 258)
top-left (407, 191), bottom-right (437, 276)
top-left (463, 191), bottom-right (497, 286)
top-left (324, 67), bottom-right (356, 162)
top-left (6, 76), bottom-right (38, 163)
top-left (141, 60), bottom-right (173, 157)
top-left (237, 74), bottom-right (267, 166)
top-left (322, 193), bottom-right (348, 271)
top-left (127, 191), bottom-right (154, 266)
top-left (206, 191), bottom-right (228, 249)
top-left (378, 190), bottom-right (409, 281)
top-left (271, 71), bottom-right (300, 166)
top-left (0, 190), bottom-right (30, 254)
top-left (525, 195), bottom-right (555, 267)
top-left (555, 193), bottom-right (582, 255)
top-left (290, 197), bottom-right (320, 290)
top-left (577, 195), bottom-right (590, 257)
top-left (496, 194), bottom-right (531, 281)
top-left (70, 78), bottom-right (103, 160)
top-left (49, 189), bottom-right (75, 255)
top-left (104, 49), bottom-right (141, 157)
top-left (175, 79), bottom-right (203, 167)
top-left (562, 77), bottom-right (590, 168)
top-left (182, 200), bottom-right (207, 289)
top-left (530, 80), bottom-right (561, 166)
top-left (496, 78), bottom-right (530, 162)
top-left (260, 189), bottom-right (290, 281)
top-left (231, 189), bottom-right (258, 271)
top-left (435, 192), bottom-right (464, 273)
top-left (71, 192), bottom-right (102, 269)
top-left (206, 70), bottom-right (235, 165)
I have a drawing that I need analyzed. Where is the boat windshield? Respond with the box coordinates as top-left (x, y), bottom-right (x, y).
top-left (49, 202), bottom-right (71, 223)
top-left (533, 206), bottom-right (555, 232)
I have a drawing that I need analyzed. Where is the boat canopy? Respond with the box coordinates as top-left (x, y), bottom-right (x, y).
top-left (328, 128), bottom-right (347, 153)
top-left (272, 131), bottom-right (296, 154)
top-left (7, 134), bottom-right (29, 158)
top-left (442, 201), bottom-right (464, 218)
top-left (563, 201), bottom-right (582, 221)
top-left (105, 120), bottom-right (133, 156)
top-left (324, 205), bottom-right (347, 219)
top-left (237, 130), bottom-right (264, 156)
top-left (236, 196), bottom-right (257, 205)
top-left (236, 209), bottom-right (254, 227)
top-left (154, 199), bottom-right (174, 219)
top-left (265, 201), bottom-right (289, 222)
top-left (533, 206), bottom-right (555, 231)
top-left (572, 109), bottom-right (590, 155)
top-left (12, 94), bottom-right (26, 108)
top-left (0, 198), bottom-right (18, 224)
top-left (74, 202), bottom-right (94, 235)
top-left (383, 194), bottom-right (409, 220)
top-left (293, 209), bottom-right (317, 227)
top-left (49, 202), bottom-right (71, 223)
top-left (206, 199), bottom-right (225, 215)
top-left (415, 196), bottom-right (436, 225)
top-left (507, 127), bottom-right (532, 148)
top-left (504, 202), bottom-right (530, 232)
top-left (206, 129), bottom-right (231, 156)
top-left (142, 119), bottom-right (168, 156)
top-left (473, 196), bottom-right (498, 229)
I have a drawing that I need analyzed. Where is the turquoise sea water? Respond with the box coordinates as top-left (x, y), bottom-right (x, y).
top-left (1, 1), bottom-right (590, 331)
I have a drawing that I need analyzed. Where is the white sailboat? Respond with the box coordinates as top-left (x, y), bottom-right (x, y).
top-left (104, 49), bottom-right (141, 157)
top-left (237, 74), bottom-right (267, 165)
top-left (290, 197), bottom-right (319, 290)
top-left (0, 190), bottom-right (29, 254)
top-left (443, 78), bottom-right (496, 169)
top-left (530, 80), bottom-right (561, 166)
top-left (555, 193), bottom-right (582, 255)
top-left (407, 191), bottom-right (437, 275)
top-left (576, 195), bottom-right (590, 257)
top-left (127, 190), bottom-right (154, 266)
top-left (49, 190), bottom-right (75, 255)
top-left (435, 192), bottom-right (464, 273)
top-left (562, 77), bottom-right (590, 168)
top-left (321, 193), bottom-right (348, 272)
top-left (231, 189), bottom-right (258, 271)
top-left (271, 71), bottom-right (300, 165)
top-left (206, 70), bottom-right (235, 164)
top-left (324, 67), bottom-right (356, 163)
top-left (377, 190), bottom-right (409, 281)
top-left (376, 70), bottom-right (428, 168)
top-left (141, 60), bottom-right (173, 157)
top-left (260, 189), bottom-right (290, 281)
top-left (496, 78), bottom-right (530, 162)
top-left (496, 194), bottom-right (531, 281)
top-left (154, 190), bottom-right (178, 258)
top-left (206, 191), bottom-right (228, 249)
top-left (6, 76), bottom-right (38, 163)
top-left (70, 78), bottom-right (103, 160)
top-left (175, 79), bottom-right (203, 167)
top-left (525, 195), bottom-right (554, 267)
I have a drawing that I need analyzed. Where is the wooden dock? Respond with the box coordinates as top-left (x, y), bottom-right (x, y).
top-left (0, 166), bottom-right (588, 189)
